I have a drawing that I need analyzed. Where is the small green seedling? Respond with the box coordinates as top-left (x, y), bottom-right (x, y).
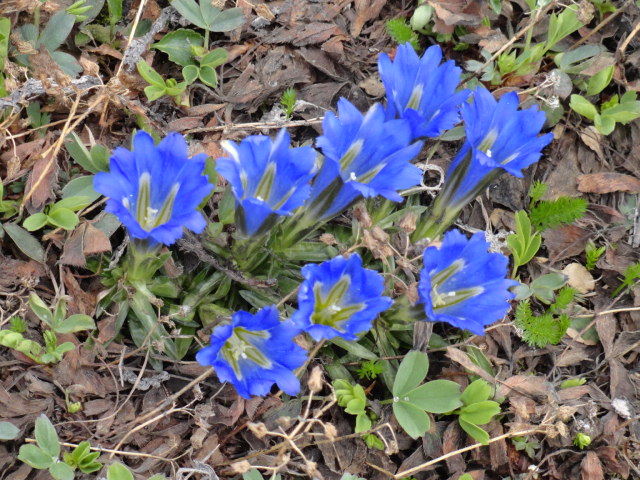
top-left (455, 379), bottom-right (501, 445)
top-left (584, 240), bottom-right (605, 271)
top-left (611, 261), bottom-right (640, 297)
top-left (570, 91), bottom-right (640, 135)
top-left (507, 210), bottom-right (541, 276)
top-left (137, 60), bottom-right (188, 105)
top-left (23, 196), bottom-right (92, 231)
top-left (573, 432), bottom-right (591, 449)
top-left (280, 88), bottom-right (297, 120)
top-left (18, 415), bottom-right (103, 478)
top-left (512, 436), bottom-right (540, 458)
top-left (356, 359), bottom-right (385, 381)
top-left (29, 293), bottom-right (96, 335)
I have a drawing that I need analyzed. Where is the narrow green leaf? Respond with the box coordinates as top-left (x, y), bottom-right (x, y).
top-left (107, 0), bottom-right (123, 26)
top-left (137, 60), bottom-right (165, 86)
top-left (4, 223), bottom-right (46, 262)
top-left (201, 47), bottom-right (228, 67)
top-left (459, 417), bottom-right (490, 445)
top-left (55, 314), bottom-right (96, 334)
top-left (29, 293), bottom-right (53, 325)
top-left (393, 350), bottom-right (429, 396)
top-left (330, 337), bottom-right (378, 360)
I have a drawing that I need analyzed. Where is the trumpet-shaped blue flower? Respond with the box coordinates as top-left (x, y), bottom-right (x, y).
top-left (196, 306), bottom-right (307, 399)
top-left (445, 87), bottom-right (554, 207)
top-left (216, 129), bottom-right (316, 237)
top-left (93, 131), bottom-right (212, 246)
top-left (291, 254), bottom-right (392, 341)
top-left (307, 99), bottom-right (423, 221)
top-left (418, 230), bottom-right (517, 336)
top-left (413, 88), bottom-right (553, 241)
top-left (378, 43), bottom-right (470, 139)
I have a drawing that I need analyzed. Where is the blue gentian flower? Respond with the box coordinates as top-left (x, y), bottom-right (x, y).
top-left (93, 131), bottom-right (212, 246)
top-left (216, 129), bottom-right (317, 237)
top-left (378, 43), bottom-right (470, 139)
top-left (291, 254), bottom-right (392, 341)
top-left (196, 306), bottom-right (307, 399)
top-left (307, 99), bottom-right (423, 221)
top-left (418, 230), bottom-right (517, 336)
top-left (413, 87), bottom-right (553, 241)
top-left (444, 87), bottom-right (554, 207)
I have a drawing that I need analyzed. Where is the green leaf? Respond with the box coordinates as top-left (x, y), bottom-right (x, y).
top-left (586, 65), bottom-right (614, 96)
top-left (4, 223), bottom-right (46, 262)
top-left (570, 94), bottom-right (598, 120)
top-left (460, 400), bottom-right (501, 425)
top-left (29, 293), bottom-right (53, 325)
top-left (198, 65), bottom-right (218, 87)
top-left (459, 417), bottom-right (490, 445)
top-left (404, 380), bottom-right (463, 413)
top-left (23, 212), bottom-right (49, 231)
top-left (35, 415), bottom-right (60, 458)
top-left (594, 113), bottom-right (615, 135)
top-left (546, 5), bottom-right (584, 51)
top-left (393, 350), bottom-right (429, 396)
top-left (107, 0), bottom-right (123, 26)
top-left (62, 175), bottom-right (101, 202)
top-left (506, 210), bottom-right (541, 271)
top-left (209, 7), bottom-right (245, 31)
top-left (18, 444), bottom-right (54, 469)
top-left (47, 208), bottom-right (79, 230)
top-left (137, 60), bottom-right (165, 86)
top-left (171, 0), bottom-right (207, 29)
top-left (330, 337), bottom-right (378, 360)
top-left (354, 412), bottom-right (372, 433)
top-left (460, 379), bottom-right (492, 405)
top-left (53, 196), bottom-right (91, 212)
top-left (555, 44), bottom-right (604, 74)
top-left (152, 29), bottom-right (202, 66)
top-left (51, 51), bottom-right (83, 77)
top-left (182, 64), bottom-right (199, 84)
top-left (65, 133), bottom-right (101, 173)
top-left (0, 17), bottom-right (10, 71)
top-left (0, 421), bottom-right (20, 440)
top-left (107, 462), bottom-right (135, 480)
top-left (39, 11), bottom-right (75, 50)
top-left (201, 47), bottom-right (228, 67)
top-left (144, 84), bottom-right (167, 101)
top-left (465, 345), bottom-right (495, 377)
top-left (601, 100), bottom-right (640, 123)
top-left (393, 401), bottom-right (430, 439)
top-left (49, 462), bottom-right (75, 480)
top-left (530, 196), bottom-right (588, 231)
top-left (55, 314), bottom-right (96, 334)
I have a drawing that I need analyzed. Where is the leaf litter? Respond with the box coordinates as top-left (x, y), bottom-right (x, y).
top-left (1, 0), bottom-right (640, 479)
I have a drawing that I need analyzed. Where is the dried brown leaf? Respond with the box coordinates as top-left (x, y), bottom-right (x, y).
top-left (581, 451), bottom-right (604, 480)
top-left (351, 0), bottom-right (386, 36)
top-left (577, 173), bottom-right (640, 194)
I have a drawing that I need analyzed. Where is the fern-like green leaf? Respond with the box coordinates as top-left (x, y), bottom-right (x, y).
top-left (530, 196), bottom-right (588, 231)
top-left (551, 286), bottom-right (576, 313)
top-left (515, 300), bottom-right (570, 348)
top-left (612, 261), bottom-right (640, 297)
top-left (386, 18), bottom-right (420, 50)
top-left (528, 180), bottom-right (548, 208)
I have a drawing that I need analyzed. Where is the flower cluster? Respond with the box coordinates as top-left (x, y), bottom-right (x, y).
top-left (95, 42), bottom-right (553, 400)
top-left (197, 254), bottom-right (391, 397)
